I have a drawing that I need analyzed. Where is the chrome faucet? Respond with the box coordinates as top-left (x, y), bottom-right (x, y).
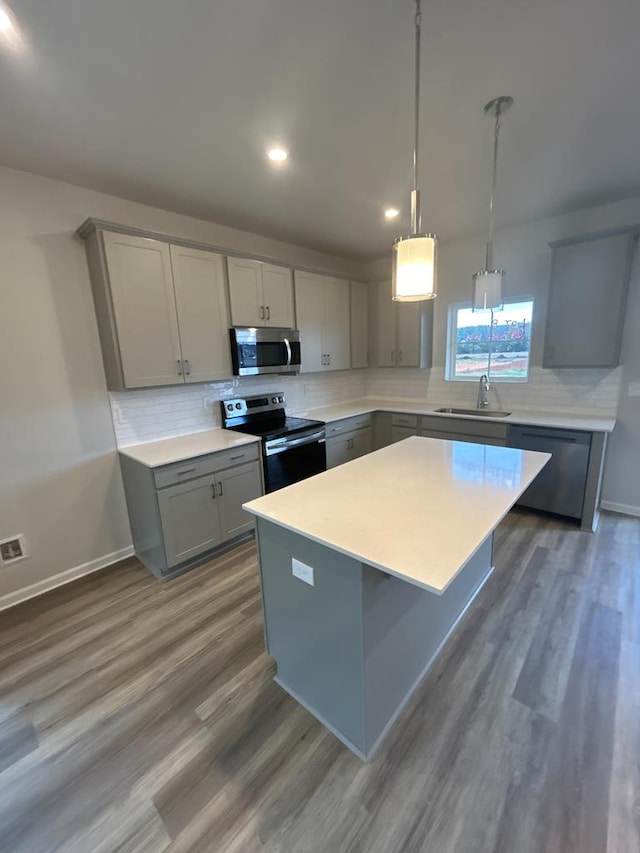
top-left (477, 374), bottom-right (490, 408)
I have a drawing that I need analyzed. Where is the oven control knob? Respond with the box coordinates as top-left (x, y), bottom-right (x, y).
top-left (278, 396), bottom-right (284, 403)
top-left (226, 404), bottom-right (233, 411)
top-left (235, 403), bottom-right (242, 410)
top-left (271, 397), bottom-right (277, 404)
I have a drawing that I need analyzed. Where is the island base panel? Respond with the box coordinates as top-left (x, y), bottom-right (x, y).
top-left (256, 519), bottom-right (493, 761)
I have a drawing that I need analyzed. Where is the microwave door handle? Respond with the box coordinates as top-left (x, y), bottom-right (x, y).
top-left (284, 337), bottom-right (292, 367)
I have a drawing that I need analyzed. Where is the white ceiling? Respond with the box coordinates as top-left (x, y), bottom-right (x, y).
top-left (1, 0), bottom-right (639, 260)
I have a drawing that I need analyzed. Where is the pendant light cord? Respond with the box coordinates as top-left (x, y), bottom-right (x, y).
top-left (411, 0), bottom-right (422, 235)
top-left (485, 107), bottom-right (502, 271)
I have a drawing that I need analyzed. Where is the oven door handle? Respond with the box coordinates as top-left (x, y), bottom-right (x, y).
top-left (283, 337), bottom-right (292, 368)
top-left (265, 430), bottom-right (325, 456)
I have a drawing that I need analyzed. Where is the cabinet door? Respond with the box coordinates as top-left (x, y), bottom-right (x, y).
top-left (295, 271), bottom-right (325, 372)
top-left (170, 246), bottom-right (232, 383)
top-left (350, 281), bottom-right (369, 369)
top-left (262, 264), bottom-right (294, 328)
top-left (351, 427), bottom-right (373, 459)
top-left (227, 257), bottom-right (264, 326)
top-left (157, 475), bottom-right (221, 568)
top-left (102, 232), bottom-right (183, 388)
top-left (396, 301), bottom-right (421, 367)
top-left (323, 276), bottom-right (351, 370)
top-left (376, 280), bottom-right (397, 367)
top-left (543, 233), bottom-right (633, 368)
top-left (390, 425), bottom-right (418, 443)
top-left (325, 435), bottom-right (353, 469)
top-left (215, 462), bottom-right (263, 541)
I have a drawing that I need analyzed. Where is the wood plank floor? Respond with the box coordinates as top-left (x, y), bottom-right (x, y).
top-left (0, 510), bottom-right (638, 852)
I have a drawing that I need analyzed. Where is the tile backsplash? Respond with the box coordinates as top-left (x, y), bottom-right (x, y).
top-left (110, 371), bottom-right (367, 446)
top-left (365, 366), bottom-right (623, 414)
top-left (110, 365), bottom-right (621, 448)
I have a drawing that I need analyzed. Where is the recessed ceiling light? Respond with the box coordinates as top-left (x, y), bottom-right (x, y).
top-left (267, 148), bottom-right (288, 162)
top-left (0, 8), bottom-right (11, 31)
top-left (0, 2), bottom-right (25, 51)
top-left (384, 208), bottom-right (400, 220)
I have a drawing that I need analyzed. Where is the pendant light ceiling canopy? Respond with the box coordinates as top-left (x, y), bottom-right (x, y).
top-left (472, 95), bottom-right (514, 312)
top-left (392, 0), bottom-right (437, 303)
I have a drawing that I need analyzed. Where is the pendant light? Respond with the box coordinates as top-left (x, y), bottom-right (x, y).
top-left (472, 96), bottom-right (513, 312)
top-left (392, 0), bottom-right (437, 302)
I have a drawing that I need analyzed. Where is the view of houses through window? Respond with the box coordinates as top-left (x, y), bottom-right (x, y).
top-left (447, 299), bottom-right (534, 381)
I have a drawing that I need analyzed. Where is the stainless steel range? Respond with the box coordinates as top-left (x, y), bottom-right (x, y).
top-left (221, 392), bottom-right (326, 493)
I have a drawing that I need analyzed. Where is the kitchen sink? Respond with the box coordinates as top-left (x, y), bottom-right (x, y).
top-left (435, 407), bottom-right (512, 418)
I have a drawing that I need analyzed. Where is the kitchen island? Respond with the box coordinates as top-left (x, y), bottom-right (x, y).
top-left (243, 436), bottom-right (550, 760)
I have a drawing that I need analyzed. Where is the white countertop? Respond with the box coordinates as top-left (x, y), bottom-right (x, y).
top-left (244, 436), bottom-right (550, 595)
top-left (118, 429), bottom-right (261, 468)
top-left (294, 397), bottom-right (616, 433)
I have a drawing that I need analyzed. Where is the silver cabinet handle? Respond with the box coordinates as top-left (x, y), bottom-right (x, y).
top-left (177, 467), bottom-right (196, 476)
top-left (184, 359), bottom-right (190, 376)
top-left (211, 484), bottom-right (216, 499)
top-left (399, 350), bottom-right (403, 364)
top-left (328, 354), bottom-right (331, 366)
top-left (260, 305), bottom-right (265, 320)
top-left (266, 306), bottom-right (270, 320)
top-left (391, 350), bottom-right (395, 363)
top-left (217, 481), bottom-right (224, 497)
top-left (177, 359), bottom-right (183, 376)
top-left (229, 454), bottom-right (244, 461)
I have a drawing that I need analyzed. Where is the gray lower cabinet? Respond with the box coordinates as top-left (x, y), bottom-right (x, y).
top-left (326, 426), bottom-right (372, 469)
top-left (390, 413), bottom-right (419, 444)
top-left (217, 462), bottom-right (263, 540)
top-left (420, 415), bottom-right (509, 446)
top-left (391, 425), bottom-right (419, 443)
top-left (119, 444), bottom-right (263, 578)
top-left (158, 474), bottom-right (222, 567)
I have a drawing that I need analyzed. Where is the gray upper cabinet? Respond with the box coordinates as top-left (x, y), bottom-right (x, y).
top-left (375, 280), bottom-right (433, 368)
top-left (543, 229), bottom-right (637, 368)
top-left (295, 271), bottom-right (351, 372)
top-left (81, 224), bottom-right (232, 390)
top-left (227, 257), bottom-right (294, 328)
top-left (350, 281), bottom-right (369, 369)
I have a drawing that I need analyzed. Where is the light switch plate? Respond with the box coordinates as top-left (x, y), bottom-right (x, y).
top-left (292, 558), bottom-right (314, 586)
top-left (628, 382), bottom-right (640, 397)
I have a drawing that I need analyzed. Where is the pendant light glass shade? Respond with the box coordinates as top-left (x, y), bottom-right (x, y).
top-left (392, 234), bottom-right (437, 301)
top-left (472, 96), bottom-right (513, 313)
top-left (472, 269), bottom-right (504, 312)
top-left (391, 0), bottom-right (438, 302)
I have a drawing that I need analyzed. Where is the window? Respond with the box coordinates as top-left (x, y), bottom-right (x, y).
top-left (447, 299), bottom-right (534, 381)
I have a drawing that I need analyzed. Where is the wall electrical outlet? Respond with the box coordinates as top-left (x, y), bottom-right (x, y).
top-left (292, 558), bottom-right (314, 586)
top-left (0, 535), bottom-right (28, 565)
top-left (628, 382), bottom-right (640, 398)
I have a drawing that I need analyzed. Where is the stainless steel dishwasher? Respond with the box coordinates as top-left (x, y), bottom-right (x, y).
top-left (509, 425), bottom-right (592, 520)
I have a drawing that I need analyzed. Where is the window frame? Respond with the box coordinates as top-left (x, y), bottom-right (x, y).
top-left (445, 297), bottom-right (534, 383)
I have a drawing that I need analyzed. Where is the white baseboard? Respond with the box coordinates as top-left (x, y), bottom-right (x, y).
top-left (0, 546), bottom-right (135, 613)
top-left (600, 501), bottom-right (640, 519)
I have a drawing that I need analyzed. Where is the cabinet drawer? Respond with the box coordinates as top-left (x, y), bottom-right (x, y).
top-left (325, 413), bottom-right (372, 436)
top-left (419, 429), bottom-right (506, 447)
top-left (420, 415), bottom-right (508, 442)
top-left (154, 443), bottom-right (259, 489)
top-left (211, 442), bottom-right (260, 473)
top-left (391, 413), bottom-right (418, 429)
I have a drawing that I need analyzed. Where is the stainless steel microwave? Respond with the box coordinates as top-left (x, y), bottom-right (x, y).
top-left (229, 327), bottom-right (301, 376)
